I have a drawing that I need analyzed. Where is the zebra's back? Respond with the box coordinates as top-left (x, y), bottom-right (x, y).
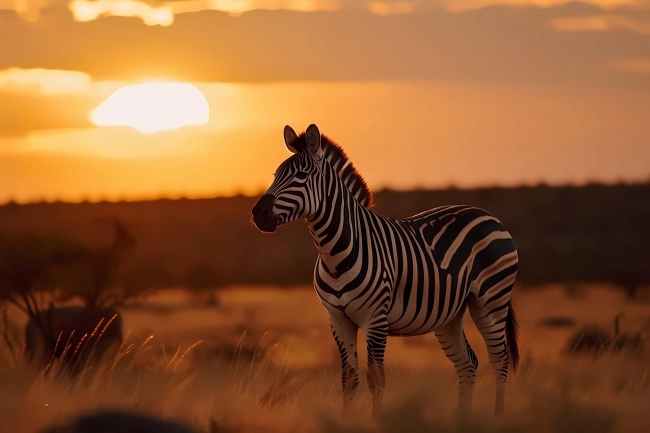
top-left (386, 205), bottom-right (518, 336)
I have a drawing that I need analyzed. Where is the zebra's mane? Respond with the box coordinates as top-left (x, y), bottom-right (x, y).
top-left (292, 133), bottom-right (373, 208)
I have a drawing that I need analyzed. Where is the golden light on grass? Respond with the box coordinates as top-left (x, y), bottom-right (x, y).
top-left (91, 83), bottom-right (210, 134)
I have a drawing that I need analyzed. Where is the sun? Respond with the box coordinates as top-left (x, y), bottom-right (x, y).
top-left (91, 83), bottom-right (210, 133)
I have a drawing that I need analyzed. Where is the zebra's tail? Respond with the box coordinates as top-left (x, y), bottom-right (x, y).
top-left (505, 301), bottom-right (520, 372)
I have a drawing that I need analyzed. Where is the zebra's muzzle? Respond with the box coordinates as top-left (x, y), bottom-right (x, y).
top-left (251, 194), bottom-right (279, 233)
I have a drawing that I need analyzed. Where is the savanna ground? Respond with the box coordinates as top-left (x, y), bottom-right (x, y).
top-left (1, 285), bottom-right (650, 433)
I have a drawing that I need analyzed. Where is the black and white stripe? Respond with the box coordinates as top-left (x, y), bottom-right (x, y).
top-left (252, 124), bottom-right (520, 415)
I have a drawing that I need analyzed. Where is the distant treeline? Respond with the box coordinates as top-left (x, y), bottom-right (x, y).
top-left (1, 182), bottom-right (649, 295)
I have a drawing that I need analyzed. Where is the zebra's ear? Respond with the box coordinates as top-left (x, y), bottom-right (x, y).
top-left (284, 125), bottom-right (298, 154)
top-left (305, 124), bottom-right (323, 160)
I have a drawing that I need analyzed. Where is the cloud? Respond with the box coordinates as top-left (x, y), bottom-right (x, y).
top-left (1, 4), bottom-right (649, 85)
top-left (0, 3), bottom-right (649, 139)
top-left (2, 0), bottom-right (648, 27)
top-left (0, 0), bottom-right (70, 21)
top-left (70, 0), bottom-right (174, 26)
top-left (0, 68), bottom-right (102, 136)
top-left (68, 0), bottom-right (340, 26)
top-left (0, 67), bottom-right (92, 94)
top-left (552, 14), bottom-right (650, 34)
top-left (3, 0), bottom-right (342, 25)
top-left (445, 0), bottom-right (648, 12)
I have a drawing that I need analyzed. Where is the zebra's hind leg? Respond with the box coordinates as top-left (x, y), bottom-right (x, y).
top-left (328, 311), bottom-right (360, 413)
top-left (434, 310), bottom-right (478, 414)
top-left (364, 316), bottom-right (388, 413)
top-left (468, 290), bottom-right (515, 416)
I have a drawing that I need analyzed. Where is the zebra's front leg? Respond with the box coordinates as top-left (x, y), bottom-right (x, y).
top-left (364, 317), bottom-right (388, 413)
top-left (329, 313), bottom-right (360, 412)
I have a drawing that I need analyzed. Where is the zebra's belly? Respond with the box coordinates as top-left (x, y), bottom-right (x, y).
top-left (385, 310), bottom-right (459, 337)
top-left (385, 280), bottom-right (469, 336)
top-left (387, 327), bottom-right (438, 337)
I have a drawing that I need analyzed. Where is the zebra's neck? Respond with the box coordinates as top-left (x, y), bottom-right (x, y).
top-left (306, 161), bottom-right (364, 278)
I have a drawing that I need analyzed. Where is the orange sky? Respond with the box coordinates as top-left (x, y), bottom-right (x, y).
top-left (1, 0), bottom-right (649, 203)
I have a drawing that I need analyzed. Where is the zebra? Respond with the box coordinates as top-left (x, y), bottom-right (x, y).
top-left (251, 124), bottom-right (520, 415)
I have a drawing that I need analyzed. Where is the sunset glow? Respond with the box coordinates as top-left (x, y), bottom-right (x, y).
top-left (1, 0), bottom-right (649, 203)
top-left (91, 83), bottom-right (210, 133)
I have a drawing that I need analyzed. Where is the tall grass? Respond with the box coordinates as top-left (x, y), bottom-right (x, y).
top-left (2, 286), bottom-right (650, 433)
top-left (2, 329), bottom-right (649, 433)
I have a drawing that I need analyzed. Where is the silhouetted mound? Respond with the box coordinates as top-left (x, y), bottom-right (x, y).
top-left (42, 411), bottom-right (197, 433)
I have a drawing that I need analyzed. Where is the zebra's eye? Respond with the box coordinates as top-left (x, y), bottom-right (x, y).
top-left (295, 171), bottom-right (309, 180)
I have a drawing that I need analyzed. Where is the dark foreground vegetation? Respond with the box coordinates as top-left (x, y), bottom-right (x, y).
top-left (0, 182), bottom-right (649, 296)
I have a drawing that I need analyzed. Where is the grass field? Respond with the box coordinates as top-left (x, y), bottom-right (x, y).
top-left (1, 285), bottom-right (649, 433)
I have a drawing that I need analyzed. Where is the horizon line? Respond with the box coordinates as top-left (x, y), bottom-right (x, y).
top-left (2, 178), bottom-right (649, 207)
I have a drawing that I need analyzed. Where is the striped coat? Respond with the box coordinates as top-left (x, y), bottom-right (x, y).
top-left (252, 124), bottom-right (519, 415)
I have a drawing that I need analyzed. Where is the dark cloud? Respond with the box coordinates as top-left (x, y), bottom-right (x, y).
top-left (0, 3), bottom-right (649, 85)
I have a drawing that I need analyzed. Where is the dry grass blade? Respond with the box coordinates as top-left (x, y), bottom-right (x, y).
top-left (172, 340), bottom-right (203, 373)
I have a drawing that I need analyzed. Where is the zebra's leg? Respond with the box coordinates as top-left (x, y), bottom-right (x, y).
top-left (434, 310), bottom-right (478, 414)
top-left (468, 292), bottom-right (511, 416)
top-left (364, 316), bottom-right (388, 413)
top-left (328, 312), bottom-right (360, 413)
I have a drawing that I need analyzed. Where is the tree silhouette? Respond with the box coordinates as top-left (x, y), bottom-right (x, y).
top-left (0, 217), bottom-right (138, 369)
top-left (52, 217), bottom-right (137, 308)
top-left (0, 234), bottom-right (87, 349)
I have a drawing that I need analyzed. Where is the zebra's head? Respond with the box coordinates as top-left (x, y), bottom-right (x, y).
top-left (251, 124), bottom-right (325, 233)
